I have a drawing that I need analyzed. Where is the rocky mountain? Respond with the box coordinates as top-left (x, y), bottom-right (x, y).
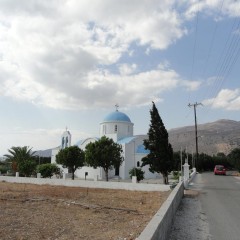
top-left (168, 119), bottom-right (240, 156)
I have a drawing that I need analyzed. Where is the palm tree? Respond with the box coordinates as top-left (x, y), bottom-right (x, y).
top-left (4, 146), bottom-right (36, 177)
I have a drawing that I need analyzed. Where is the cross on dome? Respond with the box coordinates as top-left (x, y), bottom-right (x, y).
top-left (115, 103), bottom-right (119, 111)
top-left (115, 104), bottom-right (119, 111)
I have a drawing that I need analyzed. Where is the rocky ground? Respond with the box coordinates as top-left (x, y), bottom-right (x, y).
top-left (0, 182), bottom-right (170, 240)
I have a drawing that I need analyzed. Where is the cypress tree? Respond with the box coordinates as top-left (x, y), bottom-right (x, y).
top-left (142, 102), bottom-right (173, 184)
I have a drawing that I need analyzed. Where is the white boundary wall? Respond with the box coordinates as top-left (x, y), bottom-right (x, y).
top-left (136, 181), bottom-right (184, 240)
top-left (0, 176), bottom-right (170, 192)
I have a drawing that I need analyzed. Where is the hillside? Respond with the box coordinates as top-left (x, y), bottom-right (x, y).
top-left (168, 119), bottom-right (240, 156)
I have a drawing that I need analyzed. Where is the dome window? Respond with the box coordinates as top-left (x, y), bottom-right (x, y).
top-left (103, 125), bottom-right (106, 134)
top-left (114, 125), bottom-right (118, 132)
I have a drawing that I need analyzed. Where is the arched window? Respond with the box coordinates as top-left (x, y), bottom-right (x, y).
top-left (114, 125), bottom-right (117, 132)
top-left (137, 161), bottom-right (140, 167)
top-left (66, 136), bottom-right (68, 147)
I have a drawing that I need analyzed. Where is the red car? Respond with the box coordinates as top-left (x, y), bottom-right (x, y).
top-left (214, 165), bottom-right (226, 175)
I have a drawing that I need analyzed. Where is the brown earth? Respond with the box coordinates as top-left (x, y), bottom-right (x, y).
top-left (0, 182), bottom-right (170, 240)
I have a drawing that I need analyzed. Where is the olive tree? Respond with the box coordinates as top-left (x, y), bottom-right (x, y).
top-left (56, 146), bottom-right (85, 180)
top-left (85, 136), bottom-right (124, 181)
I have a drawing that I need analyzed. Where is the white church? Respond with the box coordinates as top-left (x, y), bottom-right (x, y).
top-left (51, 108), bottom-right (159, 180)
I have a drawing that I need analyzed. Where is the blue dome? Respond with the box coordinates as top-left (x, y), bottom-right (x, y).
top-left (103, 111), bottom-right (131, 122)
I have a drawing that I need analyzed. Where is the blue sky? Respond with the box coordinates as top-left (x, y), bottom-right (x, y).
top-left (0, 0), bottom-right (240, 156)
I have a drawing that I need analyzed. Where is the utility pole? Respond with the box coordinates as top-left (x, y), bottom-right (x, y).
top-left (180, 147), bottom-right (183, 180)
top-left (188, 102), bottom-right (202, 170)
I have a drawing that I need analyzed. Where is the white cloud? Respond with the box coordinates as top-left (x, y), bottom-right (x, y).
top-left (118, 64), bottom-right (137, 76)
top-left (180, 80), bottom-right (202, 91)
top-left (0, 0), bottom-right (238, 111)
top-left (183, 0), bottom-right (240, 20)
top-left (203, 89), bottom-right (240, 110)
top-left (0, 0), bottom-right (189, 110)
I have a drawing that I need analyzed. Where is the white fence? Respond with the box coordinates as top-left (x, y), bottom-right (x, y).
top-left (0, 176), bottom-right (170, 192)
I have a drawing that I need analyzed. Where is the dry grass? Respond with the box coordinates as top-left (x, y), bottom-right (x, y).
top-left (0, 182), bottom-right (170, 240)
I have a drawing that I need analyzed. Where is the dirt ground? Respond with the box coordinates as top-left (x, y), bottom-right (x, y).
top-left (0, 182), bottom-right (170, 240)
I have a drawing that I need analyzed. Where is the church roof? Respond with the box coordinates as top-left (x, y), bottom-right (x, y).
top-left (136, 144), bottom-right (150, 154)
top-left (117, 136), bottom-right (136, 144)
top-left (103, 110), bottom-right (131, 123)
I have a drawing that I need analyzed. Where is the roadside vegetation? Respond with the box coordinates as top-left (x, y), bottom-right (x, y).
top-left (172, 148), bottom-right (240, 173)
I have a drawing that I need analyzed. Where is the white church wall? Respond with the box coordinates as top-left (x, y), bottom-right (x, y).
top-left (79, 137), bottom-right (97, 149)
top-left (123, 142), bottom-right (135, 179)
top-left (135, 154), bottom-right (159, 179)
top-left (102, 133), bottom-right (117, 142)
top-left (51, 148), bottom-right (59, 164)
top-left (117, 122), bottom-right (133, 140)
top-left (108, 169), bottom-right (116, 179)
top-left (75, 167), bottom-right (102, 180)
top-left (100, 121), bottom-right (133, 141)
top-left (133, 136), bottom-right (160, 179)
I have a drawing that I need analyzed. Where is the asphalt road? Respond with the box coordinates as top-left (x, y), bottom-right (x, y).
top-left (169, 172), bottom-right (240, 240)
top-left (197, 172), bottom-right (240, 240)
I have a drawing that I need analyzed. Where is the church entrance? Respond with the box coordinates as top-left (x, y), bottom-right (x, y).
top-left (115, 166), bottom-right (119, 176)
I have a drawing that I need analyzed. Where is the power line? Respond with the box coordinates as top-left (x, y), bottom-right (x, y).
top-left (203, 18), bottom-right (240, 104)
top-left (188, 0), bottom-right (200, 104)
top-left (200, 0), bottom-right (225, 81)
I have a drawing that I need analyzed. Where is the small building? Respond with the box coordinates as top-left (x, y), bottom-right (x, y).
top-left (51, 109), bottom-right (159, 180)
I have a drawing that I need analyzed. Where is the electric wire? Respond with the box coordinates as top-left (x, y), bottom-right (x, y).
top-left (187, 0), bottom-right (200, 105)
top-left (200, 0), bottom-right (225, 82)
top-left (204, 18), bottom-right (240, 108)
top-left (184, 0), bottom-right (202, 128)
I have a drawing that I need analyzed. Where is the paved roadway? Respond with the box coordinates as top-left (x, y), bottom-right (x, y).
top-left (169, 172), bottom-right (240, 240)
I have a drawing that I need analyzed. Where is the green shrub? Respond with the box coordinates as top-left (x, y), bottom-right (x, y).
top-left (37, 163), bottom-right (61, 178)
top-left (18, 159), bottom-right (37, 177)
top-left (129, 167), bottom-right (145, 182)
top-left (0, 165), bottom-right (8, 174)
top-left (172, 171), bottom-right (181, 180)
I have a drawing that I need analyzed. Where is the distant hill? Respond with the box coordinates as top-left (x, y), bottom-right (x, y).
top-left (168, 119), bottom-right (240, 156)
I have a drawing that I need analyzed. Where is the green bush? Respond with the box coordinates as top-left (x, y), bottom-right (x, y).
top-left (18, 159), bottom-right (37, 177)
top-left (37, 163), bottom-right (61, 178)
top-left (0, 165), bottom-right (8, 174)
top-left (172, 171), bottom-right (181, 180)
top-left (129, 167), bottom-right (145, 182)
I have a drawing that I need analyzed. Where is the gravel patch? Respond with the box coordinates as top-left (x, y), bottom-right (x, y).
top-left (168, 190), bottom-right (212, 240)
